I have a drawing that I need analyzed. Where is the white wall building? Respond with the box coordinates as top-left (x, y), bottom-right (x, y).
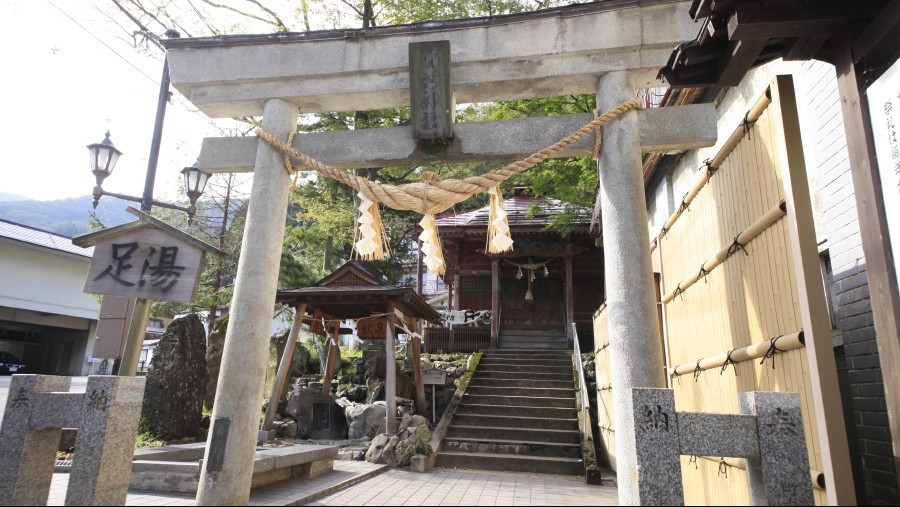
top-left (0, 219), bottom-right (100, 375)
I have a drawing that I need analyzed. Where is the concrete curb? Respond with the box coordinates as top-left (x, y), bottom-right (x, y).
top-left (284, 463), bottom-right (389, 506)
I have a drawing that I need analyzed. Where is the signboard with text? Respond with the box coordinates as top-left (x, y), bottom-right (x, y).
top-left (422, 368), bottom-right (447, 385)
top-left (83, 227), bottom-right (205, 303)
top-left (357, 317), bottom-right (388, 339)
top-left (867, 58), bottom-right (900, 293)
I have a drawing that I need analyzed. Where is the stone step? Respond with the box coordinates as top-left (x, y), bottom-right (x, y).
top-left (468, 378), bottom-right (574, 389)
top-left (474, 369), bottom-right (572, 381)
top-left (481, 352), bottom-right (572, 360)
top-left (475, 364), bottom-right (570, 374)
top-left (441, 437), bottom-right (582, 459)
top-left (455, 403), bottom-right (577, 419)
top-left (447, 425), bottom-right (580, 444)
top-left (497, 342), bottom-right (569, 350)
top-left (479, 357), bottom-right (572, 366)
top-left (452, 413), bottom-right (578, 430)
top-left (462, 394), bottom-right (575, 408)
top-left (436, 451), bottom-right (583, 476)
top-left (466, 385), bottom-right (574, 398)
top-left (499, 329), bottom-right (566, 337)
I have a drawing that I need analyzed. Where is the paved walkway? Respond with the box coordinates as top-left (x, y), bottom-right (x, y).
top-left (45, 463), bottom-right (616, 506)
top-left (308, 467), bottom-right (618, 506)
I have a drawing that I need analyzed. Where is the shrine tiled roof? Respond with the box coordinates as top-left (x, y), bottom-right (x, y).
top-left (436, 194), bottom-right (591, 228)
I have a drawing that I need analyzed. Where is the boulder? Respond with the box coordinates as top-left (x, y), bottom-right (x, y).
top-left (365, 434), bottom-right (390, 463)
top-left (382, 436), bottom-right (399, 464)
top-left (394, 438), bottom-right (415, 467)
top-left (336, 384), bottom-right (367, 403)
top-left (345, 403), bottom-right (386, 439)
top-left (285, 388), bottom-right (348, 439)
top-left (265, 328), bottom-right (310, 408)
top-left (272, 418), bottom-right (299, 439)
top-left (204, 316), bottom-right (228, 409)
top-left (141, 314), bottom-right (209, 440)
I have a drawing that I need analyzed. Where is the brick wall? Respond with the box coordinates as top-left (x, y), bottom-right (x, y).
top-left (800, 60), bottom-right (900, 505)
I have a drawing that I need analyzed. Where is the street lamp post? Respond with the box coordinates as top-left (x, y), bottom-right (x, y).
top-left (88, 130), bottom-right (209, 225)
top-left (86, 29), bottom-right (211, 376)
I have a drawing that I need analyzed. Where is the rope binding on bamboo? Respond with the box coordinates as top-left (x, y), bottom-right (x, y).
top-left (760, 335), bottom-right (784, 369)
top-left (254, 99), bottom-right (643, 273)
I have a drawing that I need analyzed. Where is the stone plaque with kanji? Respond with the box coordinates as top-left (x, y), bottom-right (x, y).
top-left (409, 40), bottom-right (453, 140)
top-left (83, 228), bottom-right (205, 303)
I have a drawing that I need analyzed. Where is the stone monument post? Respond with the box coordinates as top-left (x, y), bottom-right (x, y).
top-left (0, 375), bottom-right (145, 506)
top-left (196, 98), bottom-right (298, 505)
top-left (630, 388), bottom-right (814, 506)
top-left (596, 71), bottom-right (667, 505)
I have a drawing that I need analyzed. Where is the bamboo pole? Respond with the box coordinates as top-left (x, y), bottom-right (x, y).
top-left (662, 201), bottom-right (786, 304)
top-left (667, 331), bottom-right (804, 377)
top-left (694, 456), bottom-right (825, 491)
top-left (656, 92), bottom-right (772, 240)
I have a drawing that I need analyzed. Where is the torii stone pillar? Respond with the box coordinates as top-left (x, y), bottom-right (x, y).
top-left (596, 71), bottom-right (666, 506)
top-left (197, 98), bottom-right (298, 505)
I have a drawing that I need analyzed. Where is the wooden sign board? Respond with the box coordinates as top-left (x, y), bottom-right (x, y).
top-left (357, 317), bottom-right (387, 340)
top-left (310, 309), bottom-right (331, 337)
top-left (84, 227), bottom-right (205, 303)
top-left (409, 40), bottom-right (453, 140)
top-left (422, 368), bottom-right (447, 385)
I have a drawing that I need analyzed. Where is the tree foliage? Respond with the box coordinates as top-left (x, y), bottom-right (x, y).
top-left (103, 0), bottom-right (598, 315)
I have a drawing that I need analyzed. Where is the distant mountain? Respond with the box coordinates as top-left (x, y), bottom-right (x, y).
top-left (0, 192), bottom-right (28, 202)
top-left (0, 196), bottom-right (134, 237)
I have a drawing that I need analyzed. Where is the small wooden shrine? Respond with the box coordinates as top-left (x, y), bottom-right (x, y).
top-left (436, 188), bottom-right (603, 349)
top-left (265, 260), bottom-right (440, 434)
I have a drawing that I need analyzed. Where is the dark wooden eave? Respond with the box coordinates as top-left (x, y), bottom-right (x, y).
top-left (659, 0), bottom-right (900, 90)
top-left (276, 260), bottom-right (441, 323)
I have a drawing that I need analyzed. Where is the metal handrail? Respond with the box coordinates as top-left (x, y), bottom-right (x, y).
top-left (572, 323), bottom-right (590, 426)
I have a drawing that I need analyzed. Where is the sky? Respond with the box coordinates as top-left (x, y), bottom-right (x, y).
top-left (0, 0), bottom-right (235, 202)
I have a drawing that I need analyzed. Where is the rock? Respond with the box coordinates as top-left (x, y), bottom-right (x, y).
top-left (394, 439), bottom-right (415, 467)
top-left (414, 424), bottom-right (432, 455)
top-left (204, 316), bottom-right (228, 409)
top-left (382, 436), bottom-right (399, 464)
top-left (365, 379), bottom-right (384, 404)
top-left (272, 418), bottom-right (298, 439)
top-left (399, 413), bottom-right (412, 430)
top-left (366, 434), bottom-right (390, 463)
top-left (410, 415), bottom-right (430, 428)
top-left (345, 403), bottom-right (386, 439)
top-left (285, 388), bottom-right (348, 439)
top-left (265, 329), bottom-right (311, 408)
top-left (353, 450), bottom-right (366, 461)
top-left (336, 384), bottom-right (367, 403)
top-left (141, 314), bottom-right (208, 440)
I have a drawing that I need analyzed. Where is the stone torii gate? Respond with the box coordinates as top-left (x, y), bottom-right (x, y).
top-left (160, 2), bottom-right (715, 504)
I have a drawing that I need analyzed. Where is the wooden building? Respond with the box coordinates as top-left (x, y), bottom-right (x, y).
top-left (434, 189), bottom-right (602, 351)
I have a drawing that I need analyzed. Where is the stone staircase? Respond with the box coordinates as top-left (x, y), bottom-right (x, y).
top-left (436, 349), bottom-right (584, 476)
top-left (498, 328), bottom-right (568, 349)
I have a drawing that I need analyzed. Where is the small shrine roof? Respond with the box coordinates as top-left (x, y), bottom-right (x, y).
top-left (276, 260), bottom-right (440, 323)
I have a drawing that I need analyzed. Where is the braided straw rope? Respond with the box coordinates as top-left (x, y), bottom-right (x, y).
top-left (256, 99), bottom-right (642, 215)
